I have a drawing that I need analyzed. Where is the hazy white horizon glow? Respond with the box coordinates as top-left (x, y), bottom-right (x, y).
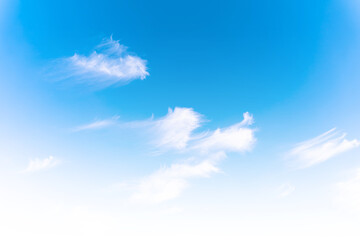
top-left (2, 1), bottom-right (360, 238)
top-left (335, 168), bottom-right (360, 212)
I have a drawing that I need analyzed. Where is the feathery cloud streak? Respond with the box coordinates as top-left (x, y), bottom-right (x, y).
top-left (152, 107), bottom-right (203, 150)
top-left (55, 37), bottom-right (149, 88)
top-left (74, 108), bottom-right (256, 153)
top-left (287, 128), bottom-right (360, 169)
top-left (73, 116), bottom-right (119, 131)
top-left (193, 112), bottom-right (256, 153)
top-left (145, 108), bottom-right (256, 153)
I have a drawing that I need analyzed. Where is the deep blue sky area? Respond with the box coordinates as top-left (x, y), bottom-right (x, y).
top-left (12, 0), bottom-right (340, 120)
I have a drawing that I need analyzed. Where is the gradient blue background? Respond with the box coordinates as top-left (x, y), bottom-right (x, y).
top-left (1, 0), bottom-right (360, 238)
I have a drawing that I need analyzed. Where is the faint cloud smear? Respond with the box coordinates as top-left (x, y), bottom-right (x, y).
top-left (22, 156), bottom-right (60, 173)
top-left (287, 128), bottom-right (360, 169)
top-left (53, 36), bottom-right (149, 88)
top-left (344, 0), bottom-right (360, 25)
top-left (73, 116), bottom-right (119, 132)
top-left (335, 169), bottom-right (360, 212)
top-left (277, 183), bottom-right (295, 198)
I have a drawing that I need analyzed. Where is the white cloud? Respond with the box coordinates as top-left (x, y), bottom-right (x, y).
top-left (144, 109), bottom-right (256, 153)
top-left (335, 168), bottom-right (360, 212)
top-left (287, 128), bottom-right (360, 168)
top-left (111, 109), bottom-right (257, 204)
top-left (193, 112), bottom-right (256, 153)
top-left (152, 107), bottom-right (203, 150)
top-left (73, 116), bottom-right (119, 131)
top-left (22, 156), bottom-right (60, 173)
top-left (75, 108), bottom-right (256, 155)
top-left (131, 152), bottom-right (225, 204)
top-left (277, 183), bottom-right (295, 198)
top-left (83, 108), bottom-right (256, 204)
top-left (58, 37), bottom-right (149, 88)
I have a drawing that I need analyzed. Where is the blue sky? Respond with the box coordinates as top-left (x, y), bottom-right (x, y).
top-left (1, 0), bottom-right (360, 239)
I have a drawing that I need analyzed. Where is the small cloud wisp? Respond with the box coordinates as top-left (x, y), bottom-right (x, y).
top-left (287, 128), bottom-right (360, 169)
top-left (53, 36), bottom-right (149, 88)
top-left (22, 156), bottom-right (60, 173)
top-left (73, 116), bottom-right (120, 132)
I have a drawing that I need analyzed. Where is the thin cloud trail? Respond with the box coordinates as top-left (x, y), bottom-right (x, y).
top-left (50, 36), bottom-right (149, 89)
top-left (286, 128), bottom-right (360, 169)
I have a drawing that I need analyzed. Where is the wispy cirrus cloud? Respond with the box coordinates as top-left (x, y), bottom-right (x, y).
top-left (72, 108), bottom-right (202, 147)
top-left (53, 37), bottom-right (149, 88)
top-left (193, 112), bottom-right (256, 153)
top-left (107, 107), bottom-right (257, 204)
top-left (78, 108), bottom-right (256, 203)
top-left (144, 109), bottom-right (255, 153)
top-left (74, 109), bottom-right (255, 153)
top-left (287, 128), bottom-right (360, 169)
top-left (22, 156), bottom-right (60, 173)
top-left (151, 107), bottom-right (203, 150)
top-left (75, 107), bottom-right (202, 148)
top-left (73, 116), bottom-right (120, 132)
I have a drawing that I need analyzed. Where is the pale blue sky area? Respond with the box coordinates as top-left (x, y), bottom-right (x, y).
top-left (1, 0), bottom-right (360, 239)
